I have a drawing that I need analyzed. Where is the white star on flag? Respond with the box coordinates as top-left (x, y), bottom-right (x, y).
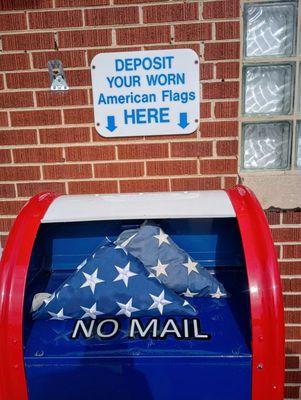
top-left (181, 288), bottom-right (198, 298)
top-left (80, 269), bottom-right (104, 294)
top-left (154, 229), bottom-right (170, 247)
top-left (151, 259), bottom-right (169, 277)
top-left (148, 290), bottom-right (171, 315)
top-left (183, 257), bottom-right (199, 275)
top-left (116, 298), bottom-right (139, 317)
top-left (80, 303), bottom-right (103, 319)
top-left (48, 309), bottom-right (71, 320)
top-left (210, 286), bottom-right (227, 299)
top-left (113, 262), bottom-right (137, 287)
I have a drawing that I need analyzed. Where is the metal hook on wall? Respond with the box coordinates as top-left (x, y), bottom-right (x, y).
top-left (47, 59), bottom-right (69, 91)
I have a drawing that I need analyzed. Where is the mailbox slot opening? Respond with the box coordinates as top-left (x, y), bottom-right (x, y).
top-left (23, 217), bottom-right (252, 400)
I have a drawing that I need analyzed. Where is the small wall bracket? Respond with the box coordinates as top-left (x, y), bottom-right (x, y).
top-left (48, 59), bottom-right (69, 91)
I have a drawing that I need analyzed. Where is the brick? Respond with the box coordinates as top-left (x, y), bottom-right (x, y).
top-left (171, 177), bottom-right (221, 191)
top-left (56, 0), bottom-right (108, 5)
top-left (216, 62), bottom-right (240, 79)
top-left (0, 92), bottom-right (34, 109)
top-left (272, 228), bottom-right (301, 243)
top-left (216, 140), bottom-right (238, 156)
top-left (215, 102), bottom-right (238, 118)
top-left (94, 162), bottom-right (144, 178)
top-left (147, 160), bottom-right (197, 176)
top-left (284, 386), bottom-right (299, 399)
top-left (285, 371), bottom-right (301, 384)
top-left (283, 245), bottom-right (301, 259)
top-left (58, 29), bottom-right (111, 48)
top-left (224, 176), bottom-right (237, 189)
top-left (0, 166), bottom-right (40, 181)
top-left (36, 89), bottom-right (88, 107)
top-left (120, 178), bottom-right (169, 193)
top-left (200, 103), bottom-right (211, 119)
top-left (200, 121), bottom-right (238, 138)
top-left (6, 72), bottom-right (49, 89)
top-left (280, 261), bottom-right (301, 275)
top-left (174, 23), bottom-right (212, 42)
top-left (85, 7), bottom-right (139, 26)
top-left (114, 0), bottom-right (162, 3)
top-left (0, 218), bottom-right (14, 232)
top-left (286, 341), bottom-right (301, 354)
top-left (29, 10), bottom-right (82, 29)
top-left (283, 210), bottom-right (301, 225)
top-left (146, 43), bottom-right (200, 53)
top-left (291, 278), bottom-right (301, 292)
top-left (65, 145), bottom-right (115, 162)
top-left (17, 182), bottom-right (66, 197)
top-left (0, 0), bottom-right (52, 10)
top-left (284, 294), bottom-right (301, 308)
top-left (200, 64), bottom-right (213, 81)
top-left (281, 278), bottom-right (291, 291)
top-left (171, 141), bottom-right (212, 158)
top-left (216, 21), bottom-right (240, 40)
top-left (0, 184), bottom-right (16, 198)
top-left (143, 3), bottom-right (198, 23)
top-left (0, 129), bottom-right (37, 145)
top-left (0, 150), bottom-right (11, 164)
top-left (68, 180), bottom-right (118, 194)
top-left (203, 82), bottom-right (239, 99)
top-left (11, 110), bottom-right (61, 127)
top-left (13, 147), bottom-right (63, 164)
top-left (32, 50), bottom-right (86, 69)
top-left (67, 69), bottom-right (91, 87)
top-left (43, 164), bottom-right (92, 180)
top-left (118, 143), bottom-right (168, 160)
top-left (286, 326), bottom-right (301, 340)
top-left (286, 356), bottom-right (300, 369)
top-left (265, 210), bottom-right (281, 225)
top-left (2, 32), bottom-right (54, 51)
top-left (0, 108), bottom-right (10, 122)
top-left (205, 42), bottom-right (240, 61)
top-left (64, 108), bottom-right (94, 124)
top-left (0, 13), bottom-right (26, 31)
top-left (203, 0), bottom-right (240, 19)
top-left (0, 200), bottom-right (26, 215)
top-left (88, 46), bottom-right (141, 64)
top-left (39, 127), bottom-right (89, 144)
top-left (0, 75), bottom-right (4, 90)
top-left (285, 310), bottom-right (301, 324)
top-left (200, 159), bottom-right (237, 174)
top-left (0, 235), bottom-right (8, 247)
top-left (116, 26), bottom-right (170, 45)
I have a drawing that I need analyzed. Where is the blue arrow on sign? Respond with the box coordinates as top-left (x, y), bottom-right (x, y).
top-left (178, 112), bottom-right (189, 129)
top-left (106, 116), bottom-right (117, 132)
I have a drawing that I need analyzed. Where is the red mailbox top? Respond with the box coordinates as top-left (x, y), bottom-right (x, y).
top-left (0, 186), bottom-right (284, 400)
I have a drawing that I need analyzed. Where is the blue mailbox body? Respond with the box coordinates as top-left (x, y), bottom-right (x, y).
top-left (0, 186), bottom-right (284, 400)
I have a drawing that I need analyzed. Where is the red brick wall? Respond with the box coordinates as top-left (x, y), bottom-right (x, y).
top-left (0, 0), bottom-right (300, 397)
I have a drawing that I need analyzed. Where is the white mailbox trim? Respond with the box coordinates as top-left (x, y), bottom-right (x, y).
top-left (41, 191), bottom-right (235, 223)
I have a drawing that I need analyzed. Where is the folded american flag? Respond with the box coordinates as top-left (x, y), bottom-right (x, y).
top-left (33, 240), bottom-right (196, 320)
top-left (115, 223), bottom-right (227, 298)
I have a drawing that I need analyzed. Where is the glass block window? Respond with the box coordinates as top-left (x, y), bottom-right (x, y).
top-left (242, 122), bottom-right (291, 170)
top-left (296, 122), bottom-right (301, 168)
top-left (242, 1), bottom-right (300, 172)
top-left (244, 2), bottom-right (297, 58)
top-left (243, 64), bottom-right (293, 115)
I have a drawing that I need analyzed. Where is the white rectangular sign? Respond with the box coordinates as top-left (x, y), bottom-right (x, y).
top-left (91, 49), bottom-right (200, 138)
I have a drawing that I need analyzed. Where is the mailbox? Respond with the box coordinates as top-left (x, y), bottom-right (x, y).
top-left (0, 185), bottom-right (284, 400)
